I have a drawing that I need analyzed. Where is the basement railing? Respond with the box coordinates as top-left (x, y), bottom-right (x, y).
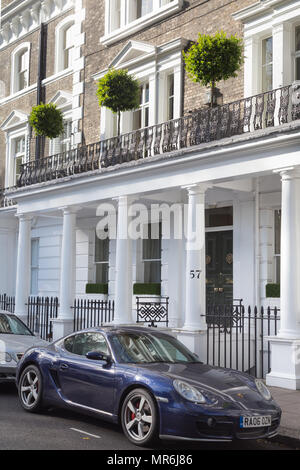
top-left (15, 83), bottom-right (300, 188)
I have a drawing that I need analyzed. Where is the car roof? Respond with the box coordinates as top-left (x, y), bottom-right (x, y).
top-left (71, 325), bottom-right (172, 336)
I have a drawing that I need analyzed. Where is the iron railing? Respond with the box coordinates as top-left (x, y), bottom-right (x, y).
top-left (15, 84), bottom-right (300, 188)
top-left (72, 299), bottom-right (115, 332)
top-left (0, 294), bottom-right (15, 313)
top-left (136, 296), bottom-right (169, 327)
top-left (204, 305), bottom-right (280, 379)
top-left (0, 190), bottom-right (15, 208)
top-left (26, 296), bottom-right (59, 341)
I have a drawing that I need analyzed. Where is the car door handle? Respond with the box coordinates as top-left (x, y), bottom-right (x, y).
top-left (59, 363), bottom-right (69, 371)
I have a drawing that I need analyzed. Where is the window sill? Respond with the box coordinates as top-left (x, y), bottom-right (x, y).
top-left (100, 0), bottom-right (183, 47)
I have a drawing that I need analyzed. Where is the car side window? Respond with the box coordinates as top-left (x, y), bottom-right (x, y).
top-left (64, 335), bottom-right (75, 353)
top-left (71, 333), bottom-right (109, 357)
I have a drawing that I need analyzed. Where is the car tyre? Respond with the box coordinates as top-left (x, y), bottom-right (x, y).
top-left (121, 388), bottom-right (159, 447)
top-left (18, 365), bottom-right (44, 413)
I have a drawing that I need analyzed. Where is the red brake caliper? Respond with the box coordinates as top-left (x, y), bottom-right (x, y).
top-left (131, 400), bottom-right (139, 420)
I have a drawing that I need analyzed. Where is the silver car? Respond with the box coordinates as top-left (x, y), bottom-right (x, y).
top-left (0, 311), bottom-right (48, 383)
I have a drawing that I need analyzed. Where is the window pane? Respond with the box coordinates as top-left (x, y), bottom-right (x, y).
top-left (205, 206), bottom-right (233, 228)
top-left (296, 57), bottom-right (300, 81)
top-left (144, 260), bottom-right (161, 283)
top-left (274, 210), bottom-right (281, 255)
top-left (143, 224), bottom-right (161, 260)
top-left (262, 37), bottom-right (273, 92)
top-left (95, 263), bottom-right (109, 284)
top-left (296, 26), bottom-right (300, 51)
top-left (145, 83), bottom-right (149, 103)
top-left (95, 233), bottom-right (109, 262)
top-left (15, 156), bottom-right (23, 182)
top-left (133, 109), bottom-right (142, 130)
top-left (275, 256), bottom-right (280, 284)
top-left (31, 239), bottom-right (39, 267)
top-left (137, 0), bottom-right (153, 18)
top-left (262, 37), bottom-right (273, 65)
top-left (167, 73), bottom-right (174, 120)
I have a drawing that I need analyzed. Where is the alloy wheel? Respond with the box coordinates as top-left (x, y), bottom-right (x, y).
top-left (124, 392), bottom-right (154, 442)
top-left (20, 369), bottom-right (39, 408)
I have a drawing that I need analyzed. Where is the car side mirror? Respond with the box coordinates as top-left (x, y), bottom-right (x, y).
top-left (86, 350), bottom-right (112, 363)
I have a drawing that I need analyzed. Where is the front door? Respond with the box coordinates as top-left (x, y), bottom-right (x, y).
top-left (206, 230), bottom-right (233, 305)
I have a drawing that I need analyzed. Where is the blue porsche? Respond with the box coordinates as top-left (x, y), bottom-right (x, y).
top-left (16, 326), bottom-right (281, 446)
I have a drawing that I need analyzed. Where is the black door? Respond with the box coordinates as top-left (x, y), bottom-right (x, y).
top-left (206, 230), bottom-right (233, 305)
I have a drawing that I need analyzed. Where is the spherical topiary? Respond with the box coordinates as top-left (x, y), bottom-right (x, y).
top-left (183, 31), bottom-right (243, 106)
top-left (29, 103), bottom-right (64, 139)
top-left (97, 68), bottom-right (140, 135)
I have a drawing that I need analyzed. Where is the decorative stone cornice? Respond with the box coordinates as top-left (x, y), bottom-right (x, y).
top-left (0, 0), bottom-right (75, 50)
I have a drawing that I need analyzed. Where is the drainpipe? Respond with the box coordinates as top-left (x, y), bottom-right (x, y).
top-left (154, 46), bottom-right (158, 125)
top-left (35, 22), bottom-right (47, 160)
top-left (254, 178), bottom-right (260, 308)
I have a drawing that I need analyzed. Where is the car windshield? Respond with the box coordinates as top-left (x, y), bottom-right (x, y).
top-left (0, 313), bottom-right (33, 336)
top-left (109, 332), bottom-right (200, 364)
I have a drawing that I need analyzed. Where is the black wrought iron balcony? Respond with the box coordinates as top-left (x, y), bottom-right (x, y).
top-left (15, 84), bottom-right (300, 189)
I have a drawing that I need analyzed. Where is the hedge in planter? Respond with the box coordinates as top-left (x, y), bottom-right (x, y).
top-left (85, 283), bottom-right (108, 295)
top-left (29, 103), bottom-right (64, 139)
top-left (265, 283), bottom-right (280, 298)
top-left (133, 283), bottom-right (161, 296)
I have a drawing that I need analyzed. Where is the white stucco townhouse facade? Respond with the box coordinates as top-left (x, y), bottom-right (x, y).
top-left (1, 0), bottom-right (300, 389)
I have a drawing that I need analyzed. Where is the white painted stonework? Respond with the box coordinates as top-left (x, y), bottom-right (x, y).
top-left (2, 0), bottom-right (300, 391)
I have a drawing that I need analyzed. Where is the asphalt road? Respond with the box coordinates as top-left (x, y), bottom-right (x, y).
top-left (0, 383), bottom-right (294, 451)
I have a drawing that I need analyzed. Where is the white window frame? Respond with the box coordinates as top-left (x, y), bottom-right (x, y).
top-left (96, 39), bottom-right (185, 139)
top-left (6, 128), bottom-right (28, 188)
top-left (101, 0), bottom-right (183, 46)
top-left (49, 113), bottom-right (72, 156)
top-left (11, 42), bottom-right (31, 94)
top-left (54, 16), bottom-right (75, 74)
top-left (48, 91), bottom-right (73, 156)
top-left (233, 2), bottom-right (300, 96)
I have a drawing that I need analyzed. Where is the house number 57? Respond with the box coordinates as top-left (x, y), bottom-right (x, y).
top-left (190, 270), bottom-right (201, 279)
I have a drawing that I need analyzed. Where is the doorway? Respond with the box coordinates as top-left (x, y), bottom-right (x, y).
top-left (206, 230), bottom-right (233, 305)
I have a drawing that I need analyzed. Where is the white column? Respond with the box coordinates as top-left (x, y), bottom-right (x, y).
top-left (266, 168), bottom-right (300, 389)
top-left (279, 169), bottom-right (300, 337)
top-left (52, 207), bottom-right (77, 340)
top-left (183, 184), bottom-right (208, 331)
top-left (272, 23), bottom-right (292, 89)
top-left (59, 207), bottom-right (77, 319)
top-left (113, 196), bottom-right (133, 324)
top-left (15, 214), bottom-right (32, 320)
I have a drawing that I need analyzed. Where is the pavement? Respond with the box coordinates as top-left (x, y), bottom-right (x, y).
top-left (269, 386), bottom-right (300, 444)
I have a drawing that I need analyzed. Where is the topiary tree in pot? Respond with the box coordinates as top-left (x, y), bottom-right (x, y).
top-left (183, 31), bottom-right (243, 107)
top-left (96, 68), bottom-right (140, 136)
top-left (29, 103), bottom-right (64, 139)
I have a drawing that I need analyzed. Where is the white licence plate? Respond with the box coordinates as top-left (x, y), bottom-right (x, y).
top-left (240, 415), bottom-right (271, 428)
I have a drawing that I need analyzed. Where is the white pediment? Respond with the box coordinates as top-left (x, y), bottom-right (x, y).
top-left (0, 110), bottom-right (28, 131)
top-left (48, 90), bottom-right (73, 109)
top-left (109, 40), bottom-right (156, 68)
